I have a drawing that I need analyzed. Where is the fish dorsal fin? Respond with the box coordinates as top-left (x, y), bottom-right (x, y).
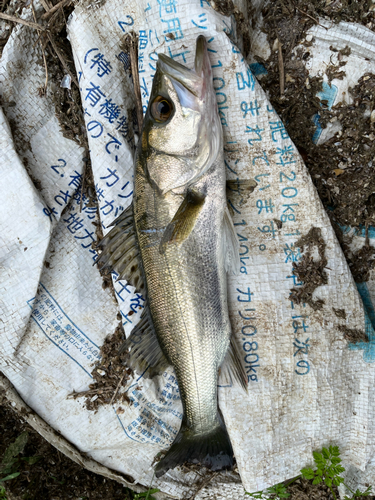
top-left (159, 188), bottom-right (206, 254)
top-left (120, 309), bottom-right (169, 377)
top-left (222, 206), bottom-right (240, 275)
top-left (219, 336), bottom-right (248, 391)
top-left (96, 203), bottom-right (145, 293)
top-left (226, 179), bottom-right (257, 211)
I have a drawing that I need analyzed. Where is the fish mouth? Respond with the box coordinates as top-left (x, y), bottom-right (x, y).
top-left (157, 36), bottom-right (208, 97)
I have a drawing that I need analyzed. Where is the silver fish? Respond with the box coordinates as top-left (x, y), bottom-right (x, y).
top-left (97, 35), bottom-right (247, 477)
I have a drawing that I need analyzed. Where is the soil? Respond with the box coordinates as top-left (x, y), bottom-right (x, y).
top-left (289, 227), bottom-right (328, 311)
top-left (1, 0), bottom-right (375, 498)
top-left (257, 0), bottom-right (375, 282)
top-left (0, 401), bottom-right (134, 500)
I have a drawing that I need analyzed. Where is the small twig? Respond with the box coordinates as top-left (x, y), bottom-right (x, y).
top-left (365, 221), bottom-right (370, 247)
top-left (31, 1), bottom-right (48, 95)
top-left (278, 39), bottom-right (284, 96)
top-left (46, 32), bottom-right (79, 87)
top-left (39, 0), bottom-right (52, 13)
top-left (189, 472), bottom-right (218, 500)
top-left (41, 0), bottom-right (72, 20)
top-left (79, 160), bottom-right (88, 212)
top-left (0, 12), bottom-right (46, 31)
top-left (126, 32), bottom-right (143, 131)
top-left (294, 5), bottom-right (320, 24)
top-left (32, 0), bottom-right (63, 51)
top-left (110, 372), bottom-right (127, 405)
top-left (294, 5), bottom-right (333, 29)
top-left (67, 388), bottom-right (113, 399)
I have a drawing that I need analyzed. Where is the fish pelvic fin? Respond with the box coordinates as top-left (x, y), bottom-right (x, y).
top-left (95, 203), bottom-right (145, 294)
top-left (154, 414), bottom-right (233, 478)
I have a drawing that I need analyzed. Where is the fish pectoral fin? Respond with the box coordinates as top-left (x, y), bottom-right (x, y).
top-left (159, 188), bottom-right (206, 254)
top-left (95, 203), bottom-right (145, 294)
top-left (222, 206), bottom-right (240, 275)
top-left (119, 309), bottom-right (169, 377)
top-left (226, 178), bottom-right (257, 212)
top-left (219, 336), bottom-right (248, 391)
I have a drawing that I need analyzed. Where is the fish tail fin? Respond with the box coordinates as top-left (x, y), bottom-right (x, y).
top-left (154, 413), bottom-right (233, 478)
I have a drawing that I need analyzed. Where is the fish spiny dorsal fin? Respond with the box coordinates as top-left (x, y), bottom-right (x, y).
top-left (119, 309), bottom-right (169, 378)
top-left (95, 203), bottom-right (145, 294)
top-left (219, 336), bottom-right (248, 391)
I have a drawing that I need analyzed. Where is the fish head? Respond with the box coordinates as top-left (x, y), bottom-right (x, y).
top-left (142, 35), bottom-right (222, 195)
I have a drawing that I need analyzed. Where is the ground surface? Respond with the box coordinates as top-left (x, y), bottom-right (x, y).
top-left (1, 0), bottom-right (375, 498)
top-left (0, 402), bottom-right (358, 499)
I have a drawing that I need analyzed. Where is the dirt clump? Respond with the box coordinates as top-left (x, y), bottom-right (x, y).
top-left (332, 307), bottom-right (346, 320)
top-left (338, 325), bottom-right (368, 344)
top-left (68, 323), bottom-right (132, 412)
top-left (290, 227), bottom-right (327, 310)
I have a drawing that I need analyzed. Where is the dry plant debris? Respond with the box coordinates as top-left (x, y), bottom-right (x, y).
top-left (68, 323), bottom-right (132, 412)
top-left (289, 227), bottom-right (327, 310)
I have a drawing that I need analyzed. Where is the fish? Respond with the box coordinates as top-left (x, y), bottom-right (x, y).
top-left (96, 35), bottom-right (247, 478)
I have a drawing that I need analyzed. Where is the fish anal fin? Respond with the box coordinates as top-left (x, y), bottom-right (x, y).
top-left (222, 206), bottom-right (240, 275)
top-left (159, 188), bottom-right (205, 254)
top-left (120, 309), bottom-right (169, 378)
top-left (95, 203), bottom-right (145, 293)
top-left (219, 336), bottom-right (248, 391)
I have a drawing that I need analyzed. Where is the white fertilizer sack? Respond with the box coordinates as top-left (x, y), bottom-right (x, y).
top-left (1, 0), bottom-right (375, 497)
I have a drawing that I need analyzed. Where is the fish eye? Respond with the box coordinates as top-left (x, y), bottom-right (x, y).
top-left (151, 96), bottom-right (173, 123)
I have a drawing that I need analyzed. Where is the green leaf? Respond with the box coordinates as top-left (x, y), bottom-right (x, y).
top-left (326, 468), bottom-right (335, 478)
top-left (1, 432), bottom-right (28, 469)
top-left (133, 489), bottom-right (160, 499)
top-left (244, 492), bottom-right (264, 499)
top-left (0, 458), bottom-right (17, 476)
top-left (21, 456), bottom-right (41, 465)
top-left (312, 477), bottom-right (322, 485)
top-left (0, 485), bottom-right (7, 500)
top-left (325, 477), bottom-right (332, 488)
top-left (331, 457), bottom-right (341, 465)
top-left (331, 446), bottom-right (340, 456)
top-left (300, 467), bottom-right (315, 479)
top-left (316, 469), bottom-right (323, 477)
top-left (0, 472), bottom-right (20, 482)
top-left (350, 486), bottom-right (373, 497)
top-left (313, 451), bottom-right (322, 462)
top-left (322, 448), bottom-right (330, 459)
top-left (267, 483), bottom-right (290, 497)
top-left (334, 477), bottom-right (343, 486)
